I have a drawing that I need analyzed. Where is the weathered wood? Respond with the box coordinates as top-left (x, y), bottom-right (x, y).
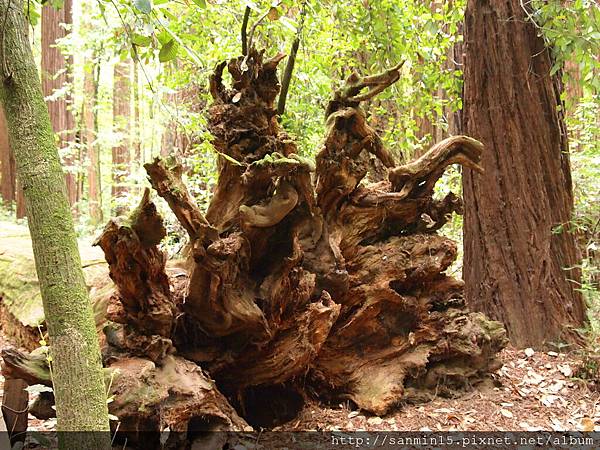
top-left (144, 158), bottom-right (217, 245)
top-left (108, 355), bottom-right (249, 447)
top-left (1, 347), bottom-right (52, 386)
top-left (94, 189), bottom-right (175, 339)
top-left (1, 47), bottom-right (507, 434)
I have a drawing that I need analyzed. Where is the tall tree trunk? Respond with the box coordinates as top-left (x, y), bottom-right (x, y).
top-left (112, 60), bottom-right (131, 215)
top-left (132, 61), bottom-right (141, 163)
top-left (461, 0), bottom-right (586, 348)
top-left (83, 59), bottom-right (102, 225)
top-left (0, 104), bottom-right (16, 206)
top-left (41, 0), bottom-right (77, 208)
top-left (0, 0), bottom-right (110, 447)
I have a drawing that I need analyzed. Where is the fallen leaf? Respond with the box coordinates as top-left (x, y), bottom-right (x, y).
top-left (519, 421), bottom-right (531, 430)
top-left (347, 411), bottom-right (359, 419)
top-left (550, 418), bottom-right (565, 431)
top-left (540, 394), bottom-right (559, 406)
top-left (558, 364), bottom-right (573, 377)
top-left (434, 408), bottom-right (453, 413)
top-left (500, 409), bottom-right (514, 418)
top-left (547, 351), bottom-right (559, 357)
top-left (367, 417), bottom-right (383, 425)
top-left (524, 370), bottom-right (544, 385)
top-left (524, 348), bottom-right (535, 357)
top-left (548, 380), bottom-right (566, 393)
top-left (580, 418), bottom-right (594, 432)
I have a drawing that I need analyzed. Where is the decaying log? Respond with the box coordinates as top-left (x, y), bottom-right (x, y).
top-left (1, 347), bottom-right (52, 386)
top-left (93, 189), bottom-right (175, 340)
top-left (144, 157), bottom-right (217, 246)
top-left (1, 348), bottom-right (250, 446)
top-left (107, 355), bottom-right (249, 445)
top-left (1, 47), bottom-right (507, 435)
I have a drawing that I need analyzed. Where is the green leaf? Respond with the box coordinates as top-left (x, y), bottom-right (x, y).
top-left (131, 33), bottom-right (152, 46)
top-left (157, 30), bottom-right (171, 45)
top-left (191, 0), bottom-right (206, 8)
top-left (550, 62), bottom-right (561, 76)
top-left (159, 39), bottom-right (179, 62)
top-left (133, 0), bottom-right (152, 14)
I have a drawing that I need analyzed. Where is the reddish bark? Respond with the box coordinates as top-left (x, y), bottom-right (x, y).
top-left (462, 0), bottom-right (586, 348)
top-left (41, 0), bottom-right (77, 207)
top-left (0, 105), bottom-right (16, 206)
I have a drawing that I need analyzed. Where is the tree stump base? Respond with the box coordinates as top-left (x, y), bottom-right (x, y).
top-left (1, 48), bottom-right (507, 442)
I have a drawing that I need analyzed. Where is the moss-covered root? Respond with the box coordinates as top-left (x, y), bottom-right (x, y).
top-left (0, 0), bottom-right (110, 447)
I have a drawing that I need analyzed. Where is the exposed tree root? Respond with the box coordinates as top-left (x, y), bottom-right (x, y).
top-left (1, 47), bottom-right (507, 439)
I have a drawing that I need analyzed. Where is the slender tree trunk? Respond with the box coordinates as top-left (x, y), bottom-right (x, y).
top-left (41, 0), bottom-right (77, 207)
top-left (133, 60), bottom-right (141, 163)
top-left (0, 0), bottom-right (111, 447)
top-left (461, 0), bottom-right (586, 348)
top-left (0, 104), bottom-right (16, 205)
top-left (83, 59), bottom-right (102, 225)
top-left (160, 78), bottom-right (199, 159)
top-left (448, 20), bottom-right (464, 136)
top-left (160, 90), bottom-right (177, 158)
top-left (112, 59), bottom-right (131, 215)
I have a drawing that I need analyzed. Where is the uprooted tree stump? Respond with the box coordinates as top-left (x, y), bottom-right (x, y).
top-left (1, 48), bottom-right (507, 446)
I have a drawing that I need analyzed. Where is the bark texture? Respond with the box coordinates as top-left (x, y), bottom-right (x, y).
top-left (41, 0), bottom-right (77, 207)
top-left (462, 0), bottom-right (587, 348)
top-left (0, 105), bottom-right (16, 206)
top-left (0, 1), bottom-right (111, 447)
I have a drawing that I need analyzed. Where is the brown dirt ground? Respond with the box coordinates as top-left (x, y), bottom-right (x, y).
top-left (285, 347), bottom-right (599, 432)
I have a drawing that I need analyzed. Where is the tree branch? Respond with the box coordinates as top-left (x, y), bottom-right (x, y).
top-left (276, 0), bottom-right (308, 117)
top-left (241, 6), bottom-right (251, 56)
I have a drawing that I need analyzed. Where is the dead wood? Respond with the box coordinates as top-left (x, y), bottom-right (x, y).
top-left (1, 47), bottom-right (507, 435)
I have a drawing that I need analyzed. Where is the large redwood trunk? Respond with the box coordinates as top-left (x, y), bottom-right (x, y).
top-left (41, 0), bottom-right (76, 207)
top-left (112, 60), bottom-right (131, 215)
top-left (461, 0), bottom-right (586, 348)
top-left (2, 47), bottom-right (507, 446)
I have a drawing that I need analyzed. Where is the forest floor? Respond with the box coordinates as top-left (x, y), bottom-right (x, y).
top-left (0, 221), bottom-right (599, 434)
top-left (1, 336), bottom-right (598, 434)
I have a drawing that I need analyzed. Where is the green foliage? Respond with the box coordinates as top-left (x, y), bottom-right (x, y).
top-left (530, 0), bottom-right (600, 96)
top-left (158, 39), bottom-right (178, 62)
